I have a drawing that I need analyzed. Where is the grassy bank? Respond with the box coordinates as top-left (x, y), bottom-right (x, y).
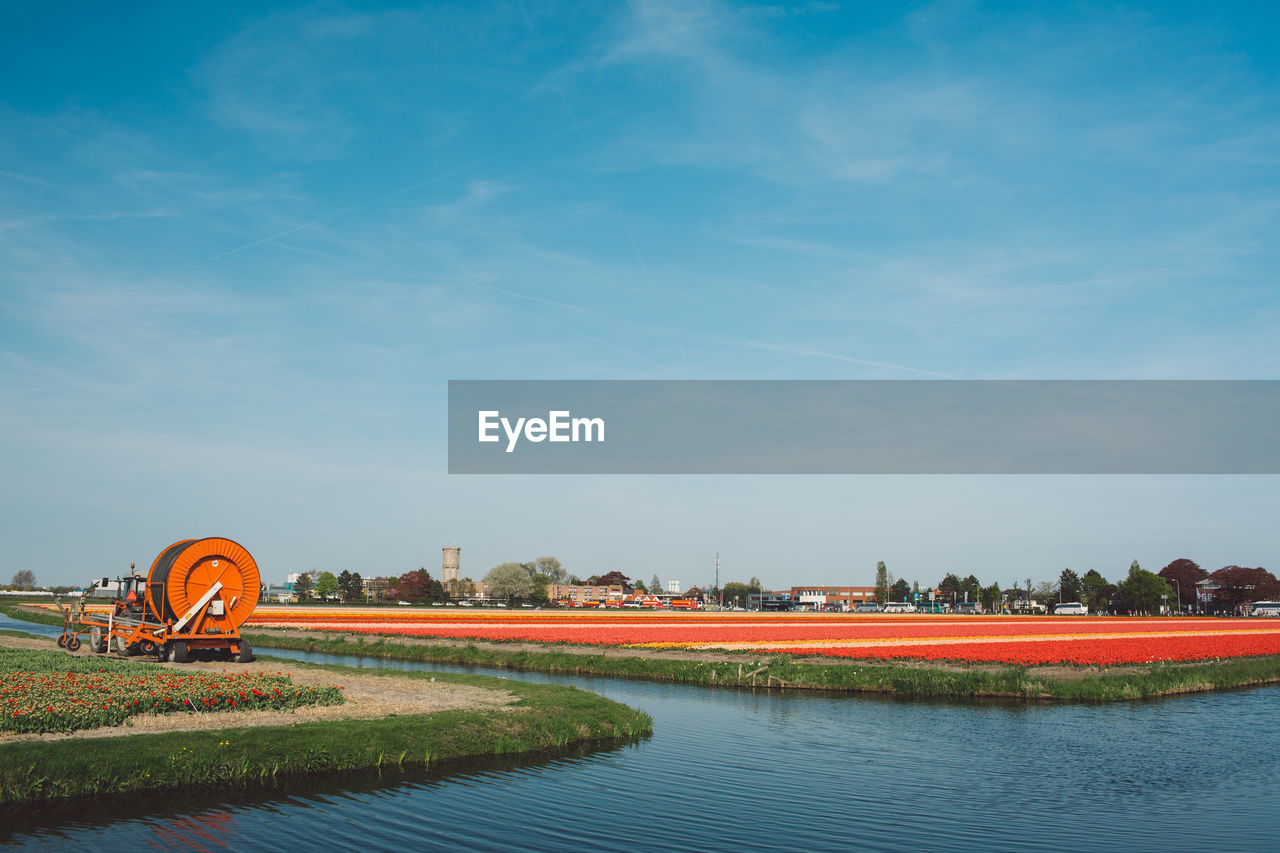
top-left (0, 603), bottom-right (62, 627)
top-left (0, 663), bottom-right (651, 805)
top-left (241, 629), bottom-right (1280, 702)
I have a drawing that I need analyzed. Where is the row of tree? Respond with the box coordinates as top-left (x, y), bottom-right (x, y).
top-left (871, 558), bottom-right (1279, 615)
top-left (287, 556), bottom-right (1278, 615)
top-left (290, 569), bottom-right (365, 603)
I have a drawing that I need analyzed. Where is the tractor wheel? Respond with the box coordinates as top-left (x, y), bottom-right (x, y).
top-left (116, 636), bottom-right (140, 656)
top-left (66, 635), bottom-right (81, 651)
top-left (140, 640), bottom-right (158, 656)
top-left (235, 641), bottom-right (255, 664)
top-left (57, 633), bottom-right (67, 648)
top-left (172, 641), bottom-right (189, 664)
top-left (90, 627), bottom-right (106, 654)
top-left (156, 643), bottom-right (171, 663)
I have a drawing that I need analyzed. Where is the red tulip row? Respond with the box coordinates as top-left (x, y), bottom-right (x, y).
top-left (2, 669), bottom-right (344, 735)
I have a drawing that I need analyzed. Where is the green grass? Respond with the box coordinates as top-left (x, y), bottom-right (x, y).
top-left (0, 603), bottom-right (63, 627)
top-left (0, 650), bottom-right (652, 806)
top-left (241, 629), bottom-right (1280, 703)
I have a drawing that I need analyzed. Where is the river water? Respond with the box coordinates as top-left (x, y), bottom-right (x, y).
top-left (2, 614), bottom-right (1278, 851)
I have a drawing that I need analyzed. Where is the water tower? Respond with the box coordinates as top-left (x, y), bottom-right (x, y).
top-left (442, 545), bottom-right (461, 583)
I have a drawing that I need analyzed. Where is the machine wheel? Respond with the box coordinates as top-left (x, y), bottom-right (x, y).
top-left (57, 633), bottom-right (67, 648)
top-left (172, 641), bottom-right (189, 663)
top-left (156, 643), bottom-right (171, 663)
top-left (90, 626), bottom-right (106, 654)
top-left (66, 635), bottom-right (81, 651)
top-left (235, 641), bottom-right (255, 664)
top-left (116, 636), bottom-right (140, 656)
top-left (140, 640), bottom-right (158, 656)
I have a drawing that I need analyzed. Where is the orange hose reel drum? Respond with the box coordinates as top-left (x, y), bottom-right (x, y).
top-left (146, 538), bottom-right (260, 631)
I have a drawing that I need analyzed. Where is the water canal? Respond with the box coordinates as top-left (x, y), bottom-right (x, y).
top-left (2, 615), bottom-right (1277, 851)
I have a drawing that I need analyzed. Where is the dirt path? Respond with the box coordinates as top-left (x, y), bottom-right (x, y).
top-left (0, 634), bottom-right (515, 745)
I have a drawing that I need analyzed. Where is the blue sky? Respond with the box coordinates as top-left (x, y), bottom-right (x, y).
top-left (3, 1), bottom-right (1278, 590)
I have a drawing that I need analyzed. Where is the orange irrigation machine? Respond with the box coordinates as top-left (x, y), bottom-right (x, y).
top-left (56, 537), bottom-right (259, 663)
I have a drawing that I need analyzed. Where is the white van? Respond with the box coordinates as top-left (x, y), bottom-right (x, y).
top-left (1053, 602), bottom-right (1088, 615)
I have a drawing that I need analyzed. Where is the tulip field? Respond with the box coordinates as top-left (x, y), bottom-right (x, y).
top-left (246, 607), bottom-right (1280, 666)
top-left (1, 647), bottom-right (344, 735)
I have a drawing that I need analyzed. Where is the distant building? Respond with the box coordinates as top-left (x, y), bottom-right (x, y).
top-left (547, 583), bottom-right (626, 605)
top-left (748, 592), bottom-right (794, 611)
top-left (667, 580), bottom-right (681, 594)
top-left (263, 586), bottom-right (297, 603)
top-left (362, 577), bottom-right (392, 602)
top-left (788, 586), bottom-right (878, 611)
top-left (442, 546), bottom-right (461, 584)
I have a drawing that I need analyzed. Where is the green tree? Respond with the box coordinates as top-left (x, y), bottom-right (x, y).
top-left (874, 561), bottom-right (888, 605)
top-left (337, 570), bottom-right (363, 603)
top-left (1058, 568), bottom-right (1082, 603)
top-left (722, 581), bottom-right (751, 607)
top-left (937, 573), bottom-right (963, 603)
top-left (1116, 561), bottom-right (1172, 614)
top-left (292, 571), bottom-right (314, 602)
top-left (889, 578), bottom-right (911, 602)
top-left (961, 574), bottom-right (981, 603)
top-left (982, 582), bottom-right (1001, 611)
top-left (650, 574), bottom-right (663, 594)
top-left (1081, 570), bottom-right (1111, 612)
top-left (634, 578), bottom-right (648, 593)
top-left (530, 573), bottom-right (552, 605)
top-left (314, 571), bottom-right (339, 601)
top-left (535, 557), bottom-right (567, 585)
top-left (486, 562), bottom-right (534, 602)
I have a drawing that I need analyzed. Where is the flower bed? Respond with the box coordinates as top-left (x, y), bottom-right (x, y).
top-left (245, 607), bottom-right (1280, 666)
top-left (1, 648), bottom-right (344, 735)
